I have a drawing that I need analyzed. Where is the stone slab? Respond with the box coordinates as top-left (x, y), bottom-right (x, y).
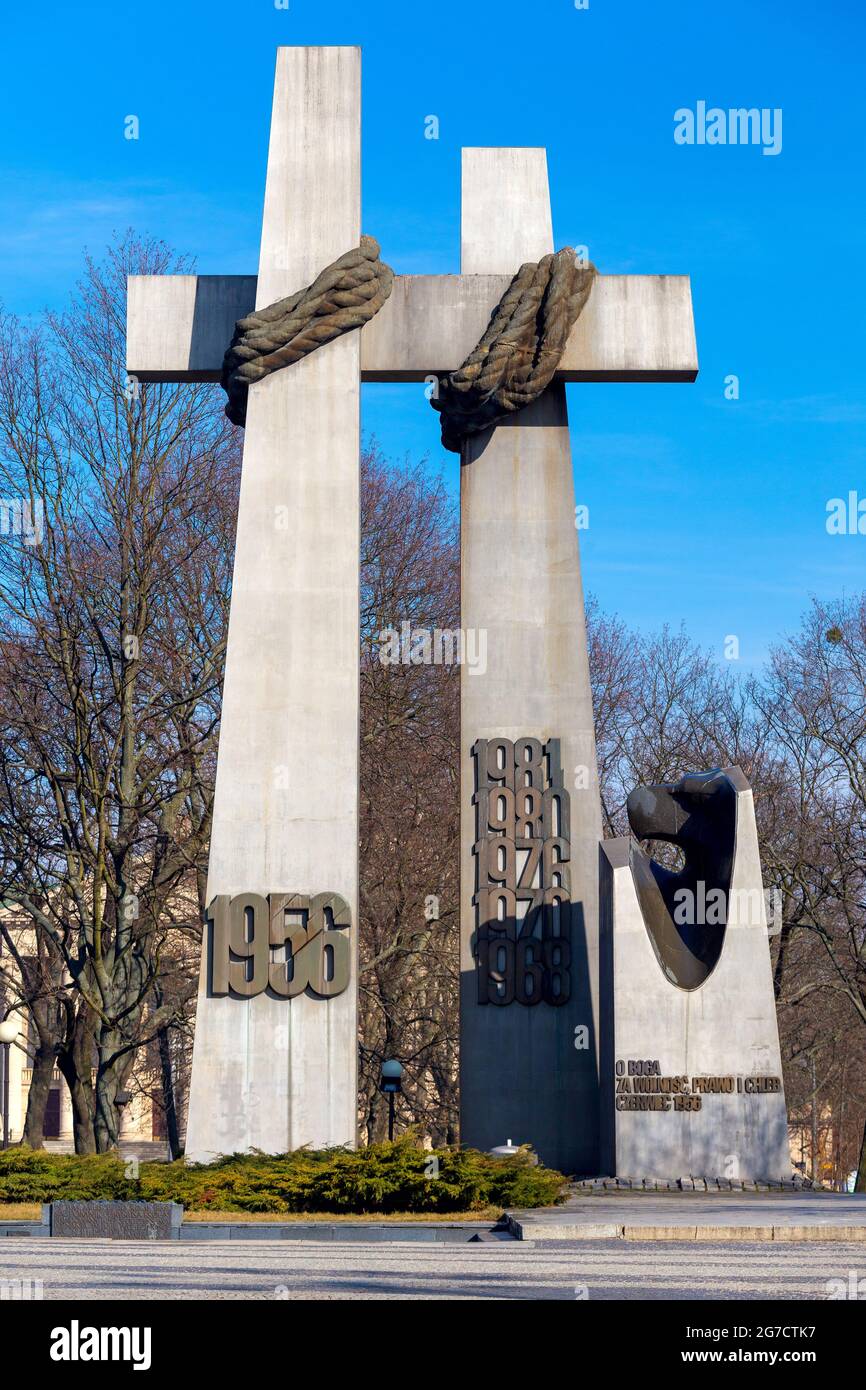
top-left (506, 1191), bottom-right (866, 1241)
top-left (49, 1201), bottom-right (182, 1240)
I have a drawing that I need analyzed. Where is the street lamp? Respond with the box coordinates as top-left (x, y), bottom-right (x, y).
top-left (0, 1018), bottom-right (19, 1151)
top-left (380, 1060), bottom-right (403, 1141)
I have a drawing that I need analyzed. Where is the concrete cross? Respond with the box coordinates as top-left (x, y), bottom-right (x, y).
top-left (127, 46), bottom-right (697, 1168)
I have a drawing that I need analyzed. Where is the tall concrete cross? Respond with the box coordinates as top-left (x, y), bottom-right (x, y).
top-left (127, 46), bottom-right (697, 1168)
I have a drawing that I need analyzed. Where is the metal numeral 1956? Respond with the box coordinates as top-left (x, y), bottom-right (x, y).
top-left (208, 892), bottom-right (351, 999)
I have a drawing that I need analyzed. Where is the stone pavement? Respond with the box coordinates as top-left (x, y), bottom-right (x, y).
top-left (506, 1191), bottom-right (866, 1241)
top-left (0, 1237), bottom-right (862, 1300)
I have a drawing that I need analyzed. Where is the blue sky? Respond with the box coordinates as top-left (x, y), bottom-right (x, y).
top-left (1, 0), bottom-right (864, 665)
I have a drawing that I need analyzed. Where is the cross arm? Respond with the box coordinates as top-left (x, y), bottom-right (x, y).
top-left (127, 271), bottom-right (698, 385)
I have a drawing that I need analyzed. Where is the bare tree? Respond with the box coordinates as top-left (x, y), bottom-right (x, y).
top-left (0, 233), bottom-right (238, 1150)
top-left (749, 597), bottom-right (866, 1189)
top-left (358, 448), bottom-right (460, 1144)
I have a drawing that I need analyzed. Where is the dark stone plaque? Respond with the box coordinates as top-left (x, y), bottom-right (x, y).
top-left (50, 1201), bottom-right (183, 1240)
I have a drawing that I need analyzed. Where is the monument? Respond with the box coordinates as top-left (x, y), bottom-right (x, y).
top-left (127, 45), bottom-right (793, 1179)
top-left (452, 155), bottom-right (697, 1174)
top-left (129, 47), bottom-right (364, 1159)
top-left (600, 768), bottom-right (791, 1180)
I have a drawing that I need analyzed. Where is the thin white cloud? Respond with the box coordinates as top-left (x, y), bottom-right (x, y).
top-left (706, 392), bottom-right (866, 424)
top-left (0, 172), bottom-right (259, 308)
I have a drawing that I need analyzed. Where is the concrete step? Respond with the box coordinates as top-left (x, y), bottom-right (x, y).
top-left (506, 1191), bottom-right (866, 1242)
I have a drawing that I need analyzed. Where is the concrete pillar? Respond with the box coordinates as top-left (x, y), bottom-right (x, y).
top-left (6, 1042), bottom-right (25, 1143)
top-left (117, 1096), bottom-right (134, 1141)
top-left (118, 1089), bottom-right (148, 1142)
top-left (459, 149), bottom-right (602, 1176)
top-left (184, 47), bottom-right (361, 1161)
top-left (59, 1080), bottom-right (73, 1143)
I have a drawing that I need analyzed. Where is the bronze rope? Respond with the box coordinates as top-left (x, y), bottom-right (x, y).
top-left (431, 248), bottom-right (597, 452)
top-left (221, 240), bottom-right (596, 448)
top-left (220, 235), bottom-right (394, 427)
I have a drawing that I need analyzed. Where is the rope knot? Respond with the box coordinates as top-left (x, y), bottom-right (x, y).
top-left (431, 249), bottom-right (597, 453)
top-left (221, 235), bottom-right (394, 427)
top-left (220, 239), bottom-right (596, 451)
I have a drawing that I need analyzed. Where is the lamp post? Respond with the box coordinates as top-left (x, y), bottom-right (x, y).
top-left (380, 1060), bottom-right (403, 1141)
top-left (0, 1018), bottom-right (19, 1151)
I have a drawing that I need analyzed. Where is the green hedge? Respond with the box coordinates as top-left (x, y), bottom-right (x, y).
top-left (0, 1138), bottom-right (566, 1214)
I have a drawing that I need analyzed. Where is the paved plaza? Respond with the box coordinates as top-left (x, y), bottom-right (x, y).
top-left (1, 1238), bottom-right (863, 1301)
